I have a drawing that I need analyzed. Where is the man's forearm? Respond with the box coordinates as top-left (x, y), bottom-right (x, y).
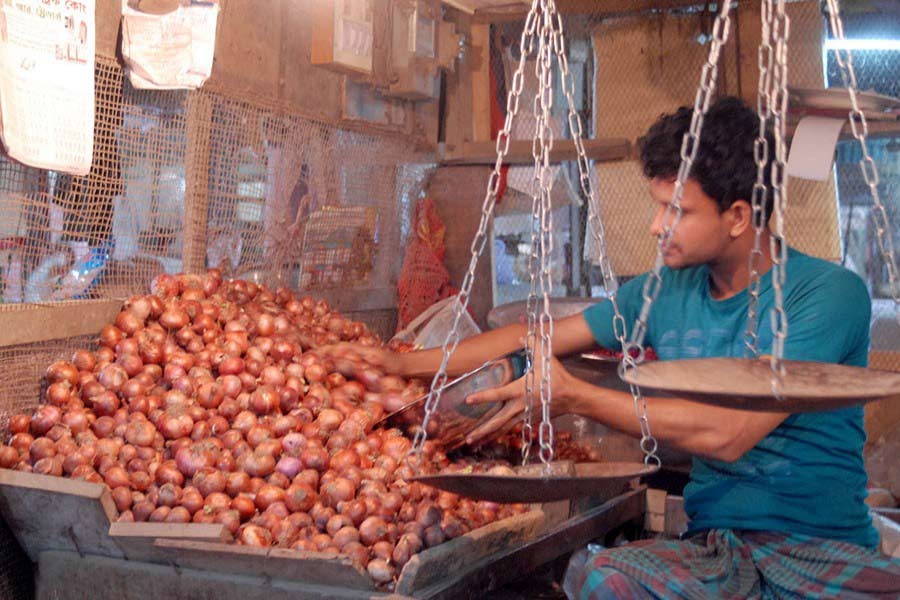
top-left (399, 323), bottom-right (527, 378)
top-left (396, 312), bottom-right (603, 379)
top-left (562, 376), bottom-right (788, 462)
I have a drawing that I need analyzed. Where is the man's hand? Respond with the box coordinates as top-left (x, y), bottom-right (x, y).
top-left (316, 342), bottom-right (406, 376)
top-left (464, 346), bottom-right (576, 446)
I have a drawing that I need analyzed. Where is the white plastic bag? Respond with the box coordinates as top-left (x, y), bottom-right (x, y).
top-left (392, 295), bottom-right (481, 350)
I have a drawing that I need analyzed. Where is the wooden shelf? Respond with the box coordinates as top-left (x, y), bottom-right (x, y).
top-left (438, 137), bottom-right (632, 166)
top-left (0, 299), bottom-right (122, 348)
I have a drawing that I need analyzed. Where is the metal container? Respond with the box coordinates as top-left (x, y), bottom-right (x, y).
top-left (379, 351), bottom-right (527, 450)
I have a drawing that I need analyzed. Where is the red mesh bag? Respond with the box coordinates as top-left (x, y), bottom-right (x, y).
top-left (397, 197), bottom-right (457, 330)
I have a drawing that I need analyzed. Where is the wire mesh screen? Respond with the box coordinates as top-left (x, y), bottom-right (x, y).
top-left (0, 57), bottom-right (186, 309)
top-left (825, 12), bottom-right (900, 372)
top-left (197, 91), bottom-right (432, 294)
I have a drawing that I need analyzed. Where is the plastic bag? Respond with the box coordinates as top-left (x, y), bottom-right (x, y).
top-left (391, 295), bottom-right (480, 350)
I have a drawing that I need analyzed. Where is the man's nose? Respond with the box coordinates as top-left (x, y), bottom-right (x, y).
top-left (649, 206), bottom-right (665, 237)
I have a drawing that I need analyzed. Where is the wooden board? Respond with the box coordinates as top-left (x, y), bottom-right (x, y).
top-left (108, 522), bottom-right (229, 563)
top-left (469, 23), bottom-right (492, 142)
top-left (0, 469), bottom-right (122, 561)
top-left (395, 508), bottom-right (544, 595)
top-left (409, 487), bottom-right (646, 599)
top-left (439, 138), bottom-right (632, 165)
top-left (0, 300), bottom-right (122, 347)
top-left (151, 539), bottom-right (376, 591)
top-left (35, 550), bottom-right (403, 600)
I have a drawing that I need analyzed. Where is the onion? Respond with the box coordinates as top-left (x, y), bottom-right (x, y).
top-left (29, 437), bottom-right (57, 463)
top-left (254, 484), bottom-right (286, 512)
top-left (359, 516), bottom-right (389, 546)
top-left (231, 495), bottom-right (255, 521)
top-left (322, 477), bottom-right (356, 508)
top-left (366, 559), bottom-right (394, 584)
top-left (45, 382), bottom-right (72, 407)
top-left (275, 456), bottom-right (303, 479)
top-left (72, 349), bottom-right (96, 372)
top-left (160, 307), bottom-right (189, 330)
top-left (225, 471), bottom-right (251, 497)
top-left (240, 451), bottom-right (275, 478)
top-left (0, 446), bottom-right (20, 469)
top-left (8, 414), bottom-right (31, 435)
top-left (31, 406), bottom-right (61, 437)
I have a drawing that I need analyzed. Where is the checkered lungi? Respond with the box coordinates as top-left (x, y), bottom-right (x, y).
top-left (563, 529), bottom-right (900, 599)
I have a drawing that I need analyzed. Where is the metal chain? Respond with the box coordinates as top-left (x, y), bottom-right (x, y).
top-left (410, 0), bottom-right (540, 457)
top-left (826, 0), bottom-right (900, 326)
top-left (744, 0), bottom-right (775, 358)
top-left (629, 1), bottom-right (734, 353)
top-left (547, 2), bottom-right (658, 466)
top-left (767, 0), bottom-right (790, 382)
top-left (534, 0), bottom-right (556, 468)
top-left (615, 1), bottom-right (733, 462)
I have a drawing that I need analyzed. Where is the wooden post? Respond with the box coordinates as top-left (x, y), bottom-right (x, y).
top-left (470, 23), bottom-right (492, 142)
top-left (182, 93), bottom-right (213, 274)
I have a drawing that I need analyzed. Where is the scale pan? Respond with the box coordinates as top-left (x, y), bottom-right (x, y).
top-left (411, 461), bottom-right (657, 503)
top-left (620, 357), bottom-right (900, 412)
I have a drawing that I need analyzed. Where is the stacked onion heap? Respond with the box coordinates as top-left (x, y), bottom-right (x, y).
top-left (0, 270), bottom-right (528, 588)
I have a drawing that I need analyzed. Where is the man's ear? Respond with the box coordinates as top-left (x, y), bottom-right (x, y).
top-left (728, 200), bottom-right (753, 238)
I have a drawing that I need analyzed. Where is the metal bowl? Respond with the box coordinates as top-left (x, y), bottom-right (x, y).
top-left (377, 352), bottom-right (526, 450)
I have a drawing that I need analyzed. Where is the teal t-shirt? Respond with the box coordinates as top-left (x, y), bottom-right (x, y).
top-left (583, 248), bottom-right (877, 548)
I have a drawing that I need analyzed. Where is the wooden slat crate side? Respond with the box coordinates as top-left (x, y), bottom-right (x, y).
top-left (0, 469), bottom-right (122, 561)
top-left (108, 522), bottom-right (230, 563)
top-left (152, 539), bottom-right (376, 591)
top-left (396, 508), bottom-right (544, 595)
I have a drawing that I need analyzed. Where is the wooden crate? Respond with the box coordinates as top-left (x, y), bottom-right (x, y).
top-left (0, 466), bottom-right (646, 597)
top-left (31, 489), bottom-right (646, 599)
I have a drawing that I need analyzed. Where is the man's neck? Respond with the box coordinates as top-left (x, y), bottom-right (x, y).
top-left (708, 232), bottom-right (776, 300)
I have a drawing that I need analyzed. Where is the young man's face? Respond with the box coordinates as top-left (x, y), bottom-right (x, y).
top-left (648, 177), bottom-right (734, 269)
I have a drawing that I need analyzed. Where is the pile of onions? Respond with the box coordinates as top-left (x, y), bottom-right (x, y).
top-left (1, 270), bottom-right (528, 591)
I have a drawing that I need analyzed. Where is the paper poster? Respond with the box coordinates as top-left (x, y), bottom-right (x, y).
top-left (121, 0), bottom-right (219, 90)
top-left (0, 0), bottom-right (96, 175)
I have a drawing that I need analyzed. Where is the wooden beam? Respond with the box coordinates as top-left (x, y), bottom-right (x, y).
top-left (470, 23), bottom-right (493, 142)
top-left (182, 93), bottom-right (213, 274)
top-left (0, 300), bottom-right (122, 348)
top-left (439, 137), bottom-right (632, 165)
top-left (473, 0), bottom-right (716, 22)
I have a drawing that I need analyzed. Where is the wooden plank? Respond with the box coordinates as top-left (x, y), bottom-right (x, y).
top-left (413, 487), bottom-right (646, 599)
top-left (396, 508), bottom-right (544, 595)
top-left (95, 0), bottom-right (122, 60)
top-left (0, 469), bottom-right (122, 561)
top-left (439, 137), bottom-right (632, 165)
top-left (108, 522), bottom-right (229, 563)
top-left (473, 0), bottom-right (720, 21)
top-left (152, 539), bottom-right (376, 591)
top-left (644, 488), bottom-right (666, 533)
top-left (735, 0), bottom-right (762, 105)
top-left (664, 494), bottom-right (689, 536)
top-left (442, 0), bottom-right (529, 15)
top-left (182, 93), bottom-right (213, 274)
top-left (36, 550), bottom-right (405, 600)
top-left (0, 299), bottom-right (121, 348)
top-left (469, 23), bottom-right (492, 142)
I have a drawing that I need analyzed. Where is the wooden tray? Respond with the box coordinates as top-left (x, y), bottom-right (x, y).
top-left (621, 357), bottom-right (900, 412)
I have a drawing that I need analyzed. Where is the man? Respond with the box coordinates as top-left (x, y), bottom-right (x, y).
top-left (330, 97), bottom-right (900, 597)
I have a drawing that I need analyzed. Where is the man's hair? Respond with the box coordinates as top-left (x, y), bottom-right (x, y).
top-left (638, 96), bottom-right (775, 220)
